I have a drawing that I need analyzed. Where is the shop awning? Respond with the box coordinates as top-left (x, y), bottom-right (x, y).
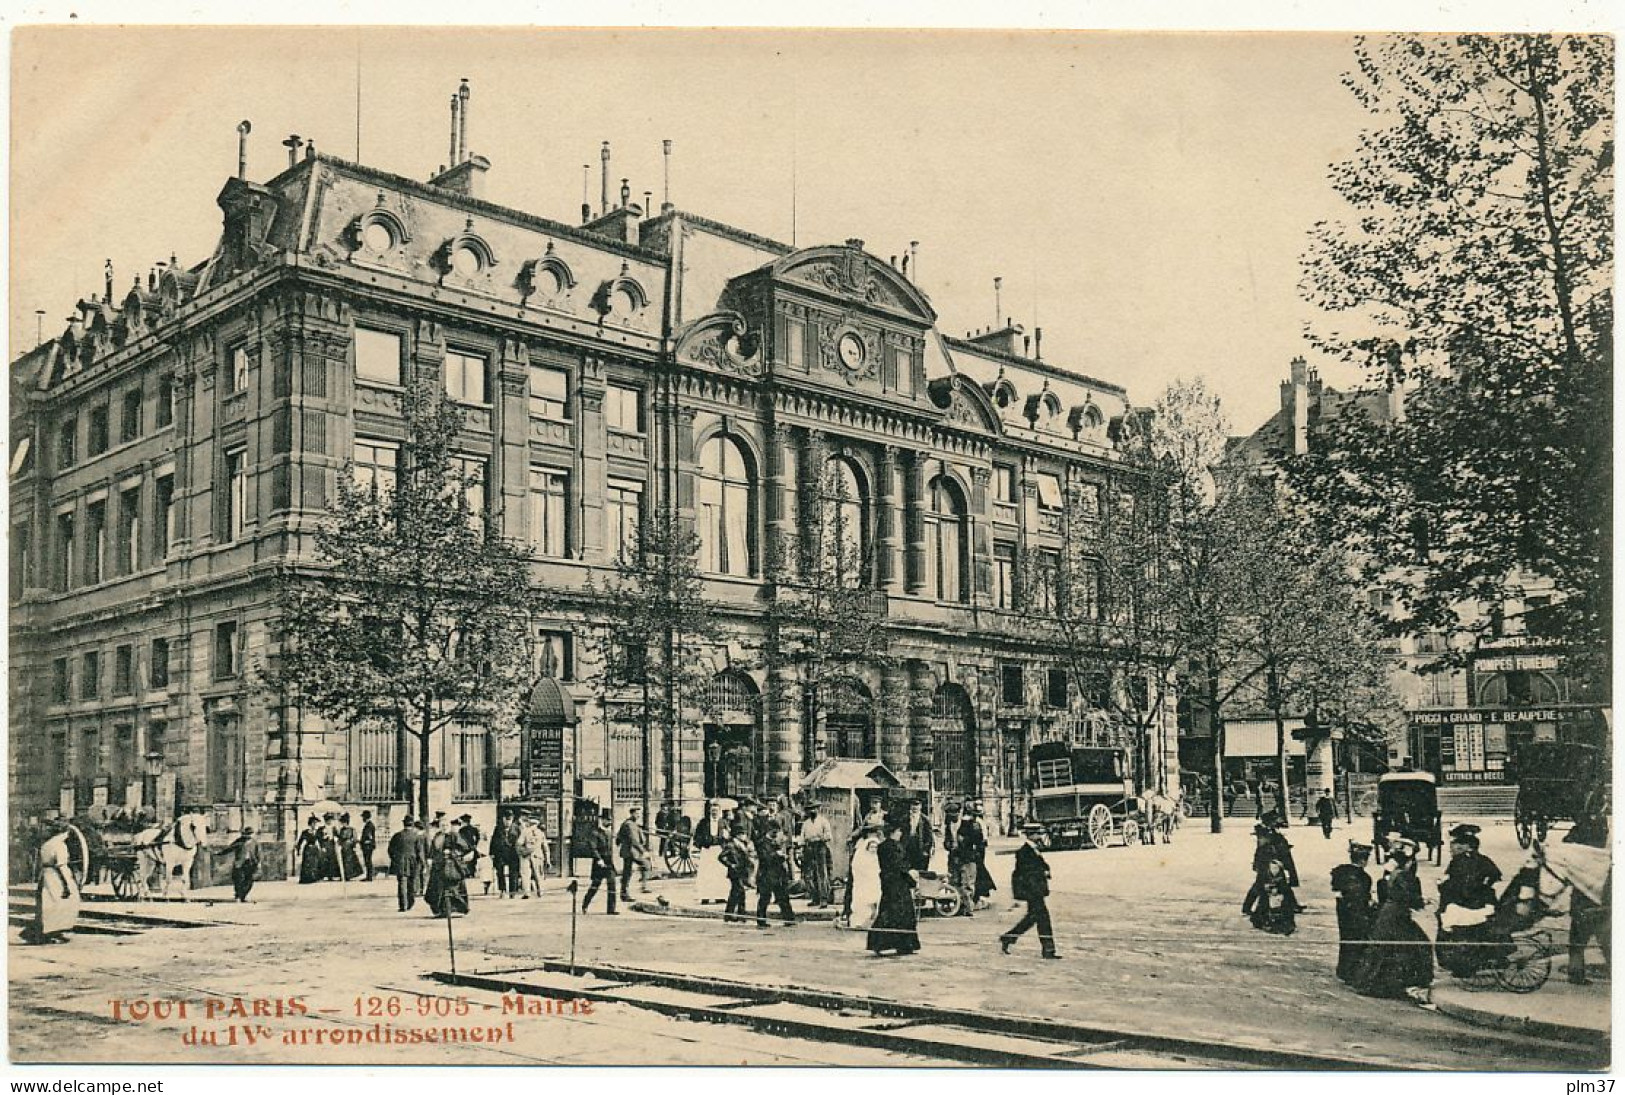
top-left (527, 678), bottom-right (577, 727)
top-left (1224, 719), bottom-right (1307, 759)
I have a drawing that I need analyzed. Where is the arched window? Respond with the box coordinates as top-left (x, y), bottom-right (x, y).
top-left (818, 456), bottom-right (867, 586)
top-left (923, 475), bottom-right (968, 603)
top-left (697, 434), bottom-right (757, 576)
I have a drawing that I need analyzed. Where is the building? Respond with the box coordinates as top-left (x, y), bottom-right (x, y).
top-left (8, 84), bottom-right (1176, 860)
top-left (1221, 358), bottom-right (1608, 814)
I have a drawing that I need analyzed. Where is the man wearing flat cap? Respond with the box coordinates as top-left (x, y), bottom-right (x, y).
top-left (1330, 841), bottom-right (1375, 981)
top-left (1000, 823), bottom-right (1059, 959)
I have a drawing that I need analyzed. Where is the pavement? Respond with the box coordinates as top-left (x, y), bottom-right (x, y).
top-left (8, 816), bottom-right (1609, 1069)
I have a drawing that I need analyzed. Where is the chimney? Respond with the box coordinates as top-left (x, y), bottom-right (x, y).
top-left (993, 277), bottom-right (1003, 327)
top-left (1289, 356), bottom-right (1310, 455)
top-left (282, 134), bottom-right (303, 169)
top-left (448, 94), bottom-right (460, 166)
top-left (1034, 327), bottom-right (1043, 360)
top-left (1023, 335), bottom-right (1031, 356)
top-left (104, 259), bottom-right (113, 303)
top-left (236, 120), bottom-right (251, 179)
top-left (600, 141), bottom-right (611, 216)
top-left (644, 190), bottom-right (653, 216)
top-left (901, 252), bottom-right (910, 277)
top-left (662, 139), bottom-right (673, 210)
top-left (428, 154), bottom-right (491, 199)
top-left (456, 78), bottom-right (471, 164)
top-left (620, 177), bottom-right (631, 209)
top-left (305, 139), bottom-right (316, 161)
top-left (581, 164), bottom-right (591, 224)
top-left (909, 241), bottom-right (919, 282)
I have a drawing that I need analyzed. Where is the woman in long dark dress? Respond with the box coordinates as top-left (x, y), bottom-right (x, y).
top-left (1350, 836), bottom-right (1433, 1000)
top-left (294, 818), bottom-right (326, 884)
top-left (867, 820), bottom-right (920, 956)
top-left (337, 814), bottom-right (364, 881)
top-left (426, 828), bottom-right (472, 917)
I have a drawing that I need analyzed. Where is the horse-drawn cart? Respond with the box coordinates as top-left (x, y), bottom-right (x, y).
top-left (1026, 741), bottom-right (1143, 849)
top-left (93, 833), bottom-right (147, 899)
top-left (1509, 741), bottom-right (1603, 849)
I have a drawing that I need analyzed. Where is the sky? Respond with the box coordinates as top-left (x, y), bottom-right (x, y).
top-left (12, 27), bottom-right (1400, 434)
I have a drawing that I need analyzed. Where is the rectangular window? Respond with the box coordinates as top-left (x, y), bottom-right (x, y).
top-left (1081, 671), bottom-right (1111, 710)
top-left (57, 416), bottom-right (77, 468)
top-left (352, 438), bottom-right (399, 497)
top-left (1036, 472), bottom-right (1064, 510)
top-left (11, 523), bottom-right (30, 593)
top-left (156, 376), bottom-right (175, 428)
top-left (535, 629), bottom-right (574, 681)
top-left (78, 728), bottom-right (101, 799)
top-left (605, 480), bottom-right (643, 562)
top-left (452, 725), bottom-right (493, 800)
top-left (444, 348), bottom-right (489, 405)
top-left (1075, 482), bottom-right (1101, 518)
top-left (121, 389), bottom-right (143, 443)
top-left (228, 344), bottom-right (249, 393)
top-left (993, 465), bottom-right (1016, 504)
top-left (1074, 557), bottom-right (1102, 620)
top-left (454, 456), bottom-right (489, 521)
top-left (209, 717), bottom-right (244, 802)
top-left (529, 365), bottom-right (569, 419)
top-left (111, 724), bottom-right (135, 803)
top-left (528, 467), bottom-right (569, 558)
top-left (354, 327), bottom-right (404, 386)
top-left (88, 406), bottom-right (110, 457)
top-left (51, 657), bottom-right (70, 703)
top-left (1031, 549), bottom-right (1060, 614)
top-left (55, 512), bottom-right (75, 591)
top-left (1045, 669), bottom-right (1068, 709)
top-left (80, 651), bottom-right (100, 700)
top-left (605, 384), bottom-right (643, 433)
top-left (118, 486), bottom-right (141, 574)
top-left (154, 475), bottom-right (175, 558)
top-left (85, 499), bottom-right (107, 585)
top-left (113, 645), bottom-right (134, 695)
top-left (993, 542), bottom-right (1016, 609)
top-left (224, 448), bottom-right (246, 542)
top-left (1001, 664), bottom-right (1024, 706)
top-left (214, 621), bottom-right (239, 680)
top-left (150, 637), bottom-right (170, 689)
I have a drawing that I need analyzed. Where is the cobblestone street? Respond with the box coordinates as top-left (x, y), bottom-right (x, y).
top-left (9, 818), bottom-right (1605, 1069)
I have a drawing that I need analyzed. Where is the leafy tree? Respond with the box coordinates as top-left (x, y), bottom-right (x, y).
top-left (271, 385), bottom-right (543, 820)
top-left (767, 458), bottom-right (892, 772)
top-left (1214, 475), bottom-right (1394, 825)
top-left (1295, 33), bottom-right (1613, 674)
top-left (584, 495), bottom-right (728, 819)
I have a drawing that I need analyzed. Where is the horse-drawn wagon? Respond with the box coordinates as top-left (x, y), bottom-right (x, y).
top-left (1025, 740), bottom-right (1143, 849)
top-left (1508, 741), bottom-right (1604, 849)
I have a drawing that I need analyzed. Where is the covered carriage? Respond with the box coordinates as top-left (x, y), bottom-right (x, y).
top-left (1371, 771), bottom-right (1443, 864)
top-left (1508, 741), bottom-right (1603, 849)
top-left (1026, 741), bottom-right (1142, 849)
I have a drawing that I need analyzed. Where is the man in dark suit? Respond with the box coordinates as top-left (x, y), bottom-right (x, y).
top-left (902, 799), bottom-right (935, 872)
top-left (580, 813), bottom-right (619, 914)
top-left (389, 817), bottom-right (425, 912)
top-left (1000, 823), bottom-right (1060, 959)
top-left (360, 810), bottom-right (378, 881)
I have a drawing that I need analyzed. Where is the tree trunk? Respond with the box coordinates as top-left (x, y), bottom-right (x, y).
top-left (1207, 654), bottom-right (1224, 835)
top-left (1268, 665), bottom-right (1291, 827)
top-left (641, 672), bottom-right (654, 833)
top-left (417, 704), bottom-right (434, 821)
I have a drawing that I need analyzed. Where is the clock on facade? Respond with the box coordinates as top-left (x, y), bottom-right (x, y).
top-left (837, 332), bottom-right (866, 371)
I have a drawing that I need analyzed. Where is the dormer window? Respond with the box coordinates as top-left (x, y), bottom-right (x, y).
top-left (362, 221), bottom-right (395, 254)
top-left (452, 245), bottom-right (483, 278)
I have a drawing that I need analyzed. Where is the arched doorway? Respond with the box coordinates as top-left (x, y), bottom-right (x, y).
top-left (931, 684), bottom-right (977, 800)
top-left (701, 670), bottom-right (760, 799)
top-left (824, 678), bottom-right (875, 760)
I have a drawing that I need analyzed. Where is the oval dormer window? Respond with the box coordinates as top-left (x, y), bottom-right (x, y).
top-left (452, 246), bottom-right (483, 278)
top-left (362, 221), bottom-right (395, 254)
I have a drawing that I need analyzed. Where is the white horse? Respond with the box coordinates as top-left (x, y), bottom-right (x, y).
top-left (134, 813), bottom-right (210, 899)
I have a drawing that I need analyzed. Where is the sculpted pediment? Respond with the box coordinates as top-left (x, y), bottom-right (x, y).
top-left (674, 311), bottom-right (765, 378)
top-left (768, 242), bottom-right (936, 325)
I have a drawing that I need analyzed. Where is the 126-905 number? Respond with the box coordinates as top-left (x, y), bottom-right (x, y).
top-left (353, 994), bottom-right (470, 1018)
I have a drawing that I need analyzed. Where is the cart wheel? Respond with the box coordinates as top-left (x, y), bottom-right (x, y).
top-left (112, 869), bottom-right (137, 900)
top-left (1495, 931), bottom-right (1554, 994)
top-left (664, 848), bottom-right (696, 878)
top-left (1086, 805), bottom-right (1113, 849)
top-left (932, 887), bottom-right (963, 918)
top-left (1120, 819), bottom-right (1141, 847)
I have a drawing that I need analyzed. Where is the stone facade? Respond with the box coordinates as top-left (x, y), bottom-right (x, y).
top-left (9, 111), bottom-right (1176, 858)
